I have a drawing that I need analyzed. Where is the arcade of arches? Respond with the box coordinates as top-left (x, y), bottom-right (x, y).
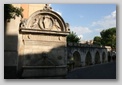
top-left (67, 44), bottom-right (108, 70)
top-left (70, 50), bottom-right (108, 68)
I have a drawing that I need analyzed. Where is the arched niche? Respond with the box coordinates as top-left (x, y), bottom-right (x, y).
top-left (73, 51), bottom-right (81, 67)
top-left (102, 52), bottom-right (106, 63)
top-left (85, 51), bottom-right (92, 66)
top-left (95, 51), bottom-right (100, 64)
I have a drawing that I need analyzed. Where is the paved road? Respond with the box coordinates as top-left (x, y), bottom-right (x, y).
top-left (66, 62), bottom-right (116, 79)
top-left (4, 62), bottom-right (116, 79)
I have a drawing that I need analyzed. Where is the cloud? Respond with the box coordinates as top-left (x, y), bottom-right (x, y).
top-left (80, 15), bottom-right (84, 18)
top-left (78, 34), bottom-right (83, 40)
top-left (70, 26), bottom-right (92, 40)
top-left (49, 4), bottom-right (62, 16)
top-left (92, 10), bottom-right (116, 29)
top-left (71, 26), bottom-right (92, 35)
top-left (94, 28), bottom-right (103, 32)
top-left (55, 11), bottom-right (62, 16)
top-left (49, 4), bottom-right (51, 6)
top-left (52, 9), bottom-right (62, 16)
top-left (105, 10), bottom-right (116, 19)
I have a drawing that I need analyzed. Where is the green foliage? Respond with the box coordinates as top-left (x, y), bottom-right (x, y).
top-left (4, 4), bottom-right (23, 21)
top-left (93, 27), bottom-right (116, 49)
top-left (93, 36), bottom-right (101, 46)
top-left (67, 31), bottom-right (80, 43)
top-left (100, 27), bottom-right (116, 48)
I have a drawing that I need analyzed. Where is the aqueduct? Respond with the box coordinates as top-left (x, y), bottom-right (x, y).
top-left (67, 43), bottom-right (108, 68)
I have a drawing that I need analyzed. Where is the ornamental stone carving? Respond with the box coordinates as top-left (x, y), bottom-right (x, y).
top-left (43, 4), bottom-right (52, 11)
top-left (20, 19), bottom-right (27, 28)
top-left (19, 4), bottom-right (69, 32)
top-left (39, 15), bottom-right (53, 30)
top-left (18, 4), bottom-right (70, 78)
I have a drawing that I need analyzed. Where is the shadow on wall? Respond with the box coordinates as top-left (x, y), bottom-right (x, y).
top-left (4, 35), bottom-right (18, 79)
top-left (4, 8), bottom-right (24, 77)
top-left (85, 51), bottom-right (92, 66)
top-left (4, 45), bottom-right (67, 79)
top-left (95, 51), bottom-right (100, 64)
top-left (4, 18), bottom-right (19, 79)
top-left (4, 16), bottom-right (68, 79)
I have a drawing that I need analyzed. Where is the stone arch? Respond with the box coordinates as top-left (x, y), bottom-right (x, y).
top-left (102, 52), bottom-right (106, 63)
top-left (95, 51), bottom-right (100, 64)
top-left (73, 51), bottom-right (81, 67)
top-left (85, 51), bottom-right (92, 66)
top-left (108, 52), bottom-right (111, 62)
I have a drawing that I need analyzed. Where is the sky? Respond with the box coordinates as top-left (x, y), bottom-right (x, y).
top-left (51, 4), bottom-right (116, 41)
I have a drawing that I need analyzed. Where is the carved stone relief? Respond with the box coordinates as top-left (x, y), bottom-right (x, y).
top-left (25, 15), bottom-right (62, 31)
top-left (30, 18), bottom-right (39, 28)
top-left (43, 4), bottom-right (52, 11)
top-left (18, 4), bottom-right (69, 78)
top-left (20, 19), bottom-right (27, 28)
top-left (19, 4), bottom-right (69, 33)
top-left (39, 15), bottom-right (53, 30)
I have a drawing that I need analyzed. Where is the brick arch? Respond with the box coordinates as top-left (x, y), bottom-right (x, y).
top-left (94, 51), bottom-right (101, 64)
top-left (85, 51), bottom-right (92, 66)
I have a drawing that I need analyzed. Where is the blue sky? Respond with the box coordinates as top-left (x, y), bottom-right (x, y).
top-left (51, 4), bottom-right (116, 41)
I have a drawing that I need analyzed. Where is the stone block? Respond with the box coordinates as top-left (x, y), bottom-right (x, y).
top-left (4, 36), bottom-right (18, 51)
top-left (22, 66), bottom-right (67, 78)
top-left (4, 52), bottom-right (17, 66)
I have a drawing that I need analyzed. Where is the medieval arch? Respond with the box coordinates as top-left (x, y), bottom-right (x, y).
top-left (102, 52), bottom-right (106, 63)
top-left (85, 51), bottom-right (92, 66)
top-left (108, 52), bottom-right (111, 62)
top-left (95, 51), bottom-right (100, 64)
top-left (73, 51), bottom-right (81, 67)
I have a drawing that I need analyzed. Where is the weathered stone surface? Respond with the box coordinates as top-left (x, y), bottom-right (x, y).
top-left (4, 52), bottom-right (17, 66)
top-left (4, 36), bottom-right (18, 51)
top-left (18, 4), bottom-right (69, 78)
top-left (4, 16), bottom-right (21, 67)
top-left (22, 66), bottom-right (67, 77)
top-left (67, 43), bottom-right (108, 68)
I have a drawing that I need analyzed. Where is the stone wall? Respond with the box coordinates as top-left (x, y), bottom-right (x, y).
top-left (67, 43), bottom-right (108, 67)
top-left (17, 4), bottom-right (70, 78)
top-left (4, 16), bottom-right (21, 66)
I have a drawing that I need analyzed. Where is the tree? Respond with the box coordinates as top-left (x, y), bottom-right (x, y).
top-left (100, 27), bottom-right (116, 49)
top-left (93, 27), bottom-right (116, 49)
top-left (4, 4), bottom-right (23, 22)
top-left (67, 31), bottom-right (80, 43)
top-left (93, 36), bottom-right (101, 46)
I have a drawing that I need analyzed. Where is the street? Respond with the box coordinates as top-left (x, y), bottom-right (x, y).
top-left (66, 61), bottom-right (116, 79)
